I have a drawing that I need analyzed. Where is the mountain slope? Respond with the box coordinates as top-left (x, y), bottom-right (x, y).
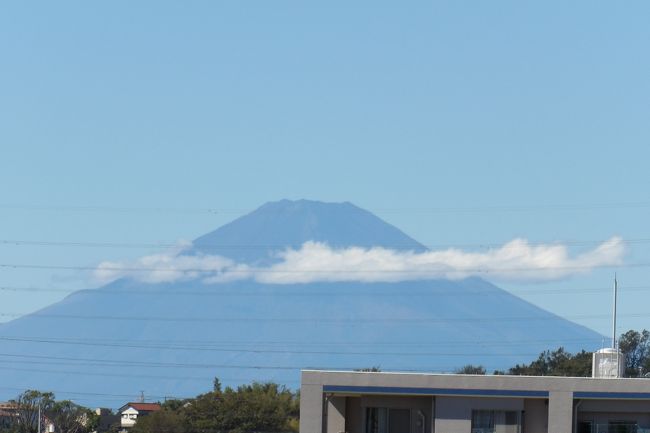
top-left (0, 200), bottom-right (603, 408)
top-left (191, 199), bottom-right (426, 264)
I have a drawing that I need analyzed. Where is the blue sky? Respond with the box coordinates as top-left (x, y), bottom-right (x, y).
top-left (1, 1), bottom-right (650, 338)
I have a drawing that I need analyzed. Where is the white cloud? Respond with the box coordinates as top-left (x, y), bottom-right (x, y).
top-left (94, 237), bottom-right (625, 285)
top-left (94, 241), bottom-right (237, 284)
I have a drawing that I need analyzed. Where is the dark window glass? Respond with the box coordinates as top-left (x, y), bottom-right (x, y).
top-left (472, 410), bottom-right (495, 433)
top-left (505, 411), bottom-right (518, 426)
top-left (608, 421), bottom-right (638, 433)
top-left (577, 421), bottom-right (593, 433)
top-left (388, 409), bottom-right (410, 433)
top-left (365, 408), bottom-right (411, 433)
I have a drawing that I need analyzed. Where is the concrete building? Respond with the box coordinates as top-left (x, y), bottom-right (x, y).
top-left (300, 370), bottom-right (650, 433)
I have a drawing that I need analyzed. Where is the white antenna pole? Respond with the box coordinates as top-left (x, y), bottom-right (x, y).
top-left (612, 273), bottom-right (618, 350)
top-left (38, 404), bottom-right (41, 433)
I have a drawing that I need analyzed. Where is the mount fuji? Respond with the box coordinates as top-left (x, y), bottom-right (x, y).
top-left (0, 200), bottom-right (603, 407)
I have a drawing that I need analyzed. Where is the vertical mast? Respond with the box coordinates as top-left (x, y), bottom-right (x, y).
top-left (612, 273), bottom-right (618, 350)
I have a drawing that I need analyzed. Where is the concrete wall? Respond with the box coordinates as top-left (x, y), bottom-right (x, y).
top-left (547, 391), bottom-right (573, 433)
top-left (302, 370), bottom-right (650, 396)
top-left (326, 397), bottom-right (346, 433)
top-left (300, 381), bottom-right (324, 433)
top-left (345, 398), bottom-right (362, 433)
top-left (524, 399), bottom-right (548, 433)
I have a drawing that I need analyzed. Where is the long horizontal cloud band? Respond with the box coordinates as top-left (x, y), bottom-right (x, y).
top-left (94, 237), bottom-right (625, 285)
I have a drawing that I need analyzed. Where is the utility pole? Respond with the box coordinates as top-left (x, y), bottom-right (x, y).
top-left (612, 273), bottom-right (618, 350)
top-left (38, 404), bottom-right (41, 433)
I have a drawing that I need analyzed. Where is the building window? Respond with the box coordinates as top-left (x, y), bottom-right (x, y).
top-left (577, 421), bottom-right (593, 433)
top-left (472, 411), bottom-right (495, 433)
top-left (365, 408), bottom-right (411, 433)
top-left (608, 421), bottom-right (638, 433)
top-left (471, 410), bottom-right (520, 433)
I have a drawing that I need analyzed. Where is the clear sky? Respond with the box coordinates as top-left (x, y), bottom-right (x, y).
top-left (1, 1), bottom-right (650, 338)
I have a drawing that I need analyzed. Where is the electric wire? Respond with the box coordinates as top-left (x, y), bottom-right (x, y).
top-left (0, 335), bottom-right (605, 351)
top-left (1, 284), bottom-right (647, 296)
top-left (0, 262), bottom-right (644, 274)
top-left (1, 237), bottom-right (649, 250)
top-left (0, 311), bottom-right (644, 323)
top-left (2, 200), bottom-right (650, 214)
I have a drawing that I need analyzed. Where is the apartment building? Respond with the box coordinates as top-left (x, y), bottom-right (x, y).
top-left (300, 370), bottom-right (650, 433)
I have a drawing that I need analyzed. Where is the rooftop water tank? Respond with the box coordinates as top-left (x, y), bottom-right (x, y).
top-left (592, 347), bottom-right (625, 378)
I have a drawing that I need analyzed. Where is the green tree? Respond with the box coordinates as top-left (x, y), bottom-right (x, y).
top-left (183, 391), bottom-right (224, 433)
top-left (618, 329), bottom-right (650, 377)
top-left (130, 410), bottom-right (186, 433)
top-left (218, 383), bottom-right (297, 433)
top-left (354, 367), bottom-right (381, 372)
top-left (454, 365), bottom-right (486, 375)
top-left (49, 401), bottom-right (92, 433)
top-left (9, 390), bottom-right (55, 433)
top-left (182, 380), bottom-right (298, 433)
top-left (508, 348), bottom-right (592, 377)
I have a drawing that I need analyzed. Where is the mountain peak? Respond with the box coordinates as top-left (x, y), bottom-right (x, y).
top-left (191, 199), bottom-right (426, 264)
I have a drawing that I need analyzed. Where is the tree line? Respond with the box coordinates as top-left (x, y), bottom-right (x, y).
top-left (130, 380), bottom-right (299, 433)
top-left (455, 329), bottom-right (650, 377)
top-left (0, 390), bottom-right (97, 433)
top-left (3, 329), bottom-right (650, 433)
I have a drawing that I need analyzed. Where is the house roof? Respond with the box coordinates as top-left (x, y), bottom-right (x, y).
top-left (119, 403), bottom-right (161, 413)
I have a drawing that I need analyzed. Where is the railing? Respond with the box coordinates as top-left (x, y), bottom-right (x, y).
top-left (591, 424), bottom-right (650, 433)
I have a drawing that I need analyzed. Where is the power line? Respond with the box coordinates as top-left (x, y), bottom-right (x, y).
top-left (0, 352), bottom-right (394, 372)
top-left (2, 284), bottom-right (648, 297)
top-left (0, 334), bottom-right (603, 348)
top-left (2, 200), bottom-right (650, 214)
top-left (0, 262), bottom-right (642, 274)
top-left (0, 352), bottom-right (503, 375)
top-left (1, 237), bottom-right (648, 250)
top-left (0, 386), bottom-right (192, 402)
top-left (0, 311), bottom-right (644, 323)
top-left (0, 335), bottom-right (601, 349)
top-left (0, 336), bottom-right (572, 357)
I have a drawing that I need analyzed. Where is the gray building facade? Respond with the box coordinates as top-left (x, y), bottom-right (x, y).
top-left (300, 370), bottom-right (650, 433)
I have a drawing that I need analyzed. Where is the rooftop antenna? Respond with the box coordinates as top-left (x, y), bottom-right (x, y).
top-left (139, 391), bottom-right (145, 403)
top-left (612, 273), bottom-right (618, 350)
top-left (592, 273), bottom-right (625, 378)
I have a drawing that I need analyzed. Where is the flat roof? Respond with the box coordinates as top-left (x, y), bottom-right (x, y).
top-left (302, 370), bottom-right (650, 399)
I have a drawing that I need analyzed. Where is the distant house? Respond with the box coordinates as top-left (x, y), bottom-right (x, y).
top-left (0, 402), bottom-right (54, 432)
top-left (118, 403), bottom-right (161, 430)
top-left (92, 408), bottom-right (119, 433)
top-left (0, 402), bottom-right (18, 429)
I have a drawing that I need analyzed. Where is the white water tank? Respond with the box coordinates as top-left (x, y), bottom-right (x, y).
top-left (592, 348), bottom-right (625, 378)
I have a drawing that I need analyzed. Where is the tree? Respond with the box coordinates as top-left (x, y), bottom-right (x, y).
top-left (9, 390), bottom-right (55, 433)
top-left (507, 348), bottom-right (592, 377)
top-left (354, 367), bottom-right (381, 372)
top-left (218, 383), bottom-right (297, 433)
top-left (130, 410), bottom-right (186, 433)
top-left (618, 329), bottom-right (650, 377)
top-left (49, 401), bottom-right (92, 433)
top-left (182, 380), bottom-right (298, 433)
top-left (212, 378), bottom-right (222, 393)
top-left (454, 365), bottom-right (486, 375)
